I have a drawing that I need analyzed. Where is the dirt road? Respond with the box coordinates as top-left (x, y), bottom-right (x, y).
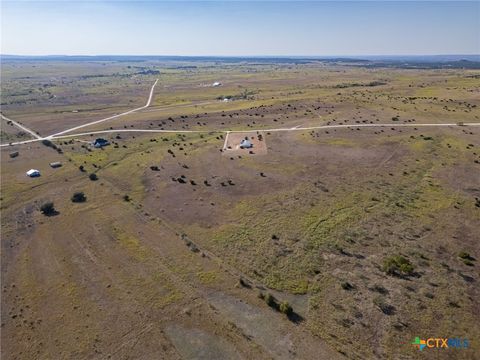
top-left (2, 121), bottom-right (479, 148)
top-left (48, 79), bottom-right (159, 137)
top-left (0, 113), bottom-right (42, 139)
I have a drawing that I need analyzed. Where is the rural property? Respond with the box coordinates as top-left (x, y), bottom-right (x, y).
top-left (1, 55), bottom-right (479, 360)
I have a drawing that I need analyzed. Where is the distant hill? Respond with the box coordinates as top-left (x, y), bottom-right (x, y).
top-left (1, 54), bottom-right (479, 69)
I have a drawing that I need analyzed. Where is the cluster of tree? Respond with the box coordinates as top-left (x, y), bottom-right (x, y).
top-left (41, 139), bottom-right (62, 154)
top-left (258, 292), bottom-right (293, 317)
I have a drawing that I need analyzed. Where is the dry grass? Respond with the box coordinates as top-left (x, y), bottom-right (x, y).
top-left (1, 60), bottom-right (479, 359)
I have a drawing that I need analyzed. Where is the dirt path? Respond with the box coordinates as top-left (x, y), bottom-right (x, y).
top-left (0, 113), bottom-right (42, 139)
top-left (2, 121), bottom-right (479, 148)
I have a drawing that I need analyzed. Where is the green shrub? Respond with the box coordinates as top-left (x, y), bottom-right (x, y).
top-left (42, 139), bottom-right (56, 149)
top-left (458, 252), bottom-right (475, 266)
top-left (458, 252), bottom-right (473, 260)
top-left (279, 301), bottom-right (293, 315)
top-left (424, 292), bottom-right (434, 299)
top-left (71, 192), bottom-right (86, 203)
top-left (40, 202), bottom-right (56, 216)
top-left (373, 296), bottom-right (396, 315)
top-left (370, 284), bottom-right (389, 295)
top-left (89, 173), bottom-right (98, 181)
top-left (238, 278), bottom-right (250, 288)
top-left (264, 293), bottom-right (276, 308)
top-left (382, 255), bottom-right (414, 276)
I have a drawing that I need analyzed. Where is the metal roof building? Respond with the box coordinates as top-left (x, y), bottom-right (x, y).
top-left (240, 139), bottom-right (253, 149)
top-left (26, 169), bottom-right (40, 177)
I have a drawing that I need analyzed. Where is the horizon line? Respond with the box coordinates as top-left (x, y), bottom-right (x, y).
top-left (2, 53), bottom-right (479, 58)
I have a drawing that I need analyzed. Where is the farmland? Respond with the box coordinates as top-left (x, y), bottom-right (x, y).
top-left (1, 57), bottom-right (479, 359)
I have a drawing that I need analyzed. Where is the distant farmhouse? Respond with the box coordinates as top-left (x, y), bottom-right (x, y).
top-left (93, 138), bottom-right (110, 148)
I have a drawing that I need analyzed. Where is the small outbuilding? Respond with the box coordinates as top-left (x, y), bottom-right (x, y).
top-left (26, 169), bottom-right (40, 177)
top-left (49, 162), bottom-right (62, 168)
top-left (212, 82), bottom-right (222, 87)
top-left (93, 138), bottom-right (110, 148)
top-left (239, 139), bottom-right (253, 149)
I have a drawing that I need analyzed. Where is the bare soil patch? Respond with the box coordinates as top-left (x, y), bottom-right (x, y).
top-left (223, 131), bottom-right (268, 155)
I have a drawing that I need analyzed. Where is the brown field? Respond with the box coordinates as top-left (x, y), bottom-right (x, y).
top-left (1, 59), bottom-right (479, 359)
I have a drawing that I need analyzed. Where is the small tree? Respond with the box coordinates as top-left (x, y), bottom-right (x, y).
top-left (40, 202), bottom-right (56, 216)
top-left (71, 192), bottom-right (86, 203)
top-left (459, 251), bottom-right (473, 260)
top-left (89, 173), bottom-right (98, 181)
top-left (373, 296), bottom-right (396, 315)
top-left (341, 281), bottom-right (354, 291)
top-left (279, 301), bottom-right (293, 316)
top-left (264, 293), bottom-right (277, 308)
top-left (42, 139), bottom-right (54, 148)
top-left (458, 251), bottom-right (475, 266)
top-left (382, 255), bottom-right (414, 276)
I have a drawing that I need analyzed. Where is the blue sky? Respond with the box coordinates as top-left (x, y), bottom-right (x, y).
top-left (1, 1), bottom-right (479, 56)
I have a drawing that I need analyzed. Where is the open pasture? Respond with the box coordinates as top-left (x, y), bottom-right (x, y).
top-left (1, 58), bottom-right (479, 359)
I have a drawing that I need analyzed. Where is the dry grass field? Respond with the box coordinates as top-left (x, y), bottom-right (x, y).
top-left (1, 58), bottom-right (479, 359)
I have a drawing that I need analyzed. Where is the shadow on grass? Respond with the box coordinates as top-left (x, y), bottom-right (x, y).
top-left (287, 311), bottom-right (304, 324)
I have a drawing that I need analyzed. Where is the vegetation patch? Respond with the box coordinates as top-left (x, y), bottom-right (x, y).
top-left (197, 271), bottom-right (218, 284)
top-left (116, 231), bottom-right (149, 261)
top-left (382, 255), bottom-right (415, 276)
top-left (71, 191), bottom-right (87, 203)
top-left (40, 202), bottom-right (58, 216)
top-left (459, 251), bottom-right (476, 266)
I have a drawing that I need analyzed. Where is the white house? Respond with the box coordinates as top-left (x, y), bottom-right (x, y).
top-left (26, 169), bottom-right (40, 177)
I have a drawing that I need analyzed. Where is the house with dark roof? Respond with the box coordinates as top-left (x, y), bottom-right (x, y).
top-left (93, 138), bottom-right (110, 148)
